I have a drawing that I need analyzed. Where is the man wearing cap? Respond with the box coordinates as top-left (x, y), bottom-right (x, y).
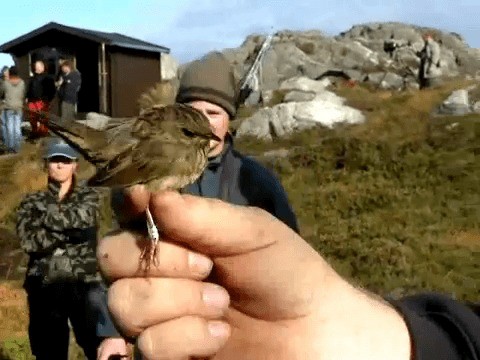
top-left (177, 51), bottom-right (299, 233)
top-left (16, 139), bottom-right (127, 360)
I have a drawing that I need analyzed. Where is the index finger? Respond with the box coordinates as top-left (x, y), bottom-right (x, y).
top-left (97, 230), bottom-right (213, 281)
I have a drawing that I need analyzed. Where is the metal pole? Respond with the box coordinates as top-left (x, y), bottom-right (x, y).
top-left (100, 42), bottom-right (107, 114)
top-left (160, 52), bottom-right (163, 81)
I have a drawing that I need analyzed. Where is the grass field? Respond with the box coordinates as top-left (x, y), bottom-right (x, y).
top-left (0, 79), bottom-right (479, 359)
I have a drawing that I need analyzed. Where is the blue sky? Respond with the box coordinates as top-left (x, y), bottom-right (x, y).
top-left (0, 0), bottom-right (479, 66)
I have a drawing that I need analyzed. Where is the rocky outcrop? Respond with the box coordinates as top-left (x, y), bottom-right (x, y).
top-left (435, 84), bottom-right (480, 116)
top-left (70, 23), bottom-right (480, 141)
top-left (437, 89), bottom-right (471, 116)
top-left (222, 22), bottom-right (480, 92)
top-left (82, 112), bottom-right (111, 130)
top-left (236, 76), bottom-right (365, 140)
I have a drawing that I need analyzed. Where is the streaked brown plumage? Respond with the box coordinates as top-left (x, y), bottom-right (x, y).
top-left (29, 104), bottom-right (219, 270)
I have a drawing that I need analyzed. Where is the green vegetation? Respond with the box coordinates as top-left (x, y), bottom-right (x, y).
top-left (0, 337), bottom-right (33, 360)
top-left (234, 82), bottom-right (480, 300)
top-left (0, 335), bottom-right (85, 360)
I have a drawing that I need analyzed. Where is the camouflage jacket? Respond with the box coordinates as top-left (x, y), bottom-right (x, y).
top-left (16, 178), bottom-right (102, 283)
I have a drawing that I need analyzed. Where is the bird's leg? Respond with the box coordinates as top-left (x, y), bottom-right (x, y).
top-left (139, 206), bottom-right (160, 270)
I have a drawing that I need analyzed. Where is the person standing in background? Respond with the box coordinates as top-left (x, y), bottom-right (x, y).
top-left (0, 65), bottom-right (9, 147)
top-left (56, 59), bottom-right (81, 120)
top-left (16, 139), bottom-right (128, 360)
top-left (26, 60), bottom-right (56, 139)
top-left (0, 66), bottom-right (25, 153)
top-left (417, 34), bottom-right (441, 89)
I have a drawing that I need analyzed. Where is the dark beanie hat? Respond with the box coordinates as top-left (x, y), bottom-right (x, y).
top-left (176, 52), bottom-right (237, 118)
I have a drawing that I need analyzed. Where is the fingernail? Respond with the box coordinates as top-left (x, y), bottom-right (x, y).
top-left (202, 284), bottom-right (229, 309)
top-left (208, 321), bottom-right (230, 338)
top-left (189, 252), bottom-right (213, 276)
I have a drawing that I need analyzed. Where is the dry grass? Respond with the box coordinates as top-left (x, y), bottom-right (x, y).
top-left (0, 282), bottom-right (28, 340)
top-left (0, 142), bottom-right (45, 220)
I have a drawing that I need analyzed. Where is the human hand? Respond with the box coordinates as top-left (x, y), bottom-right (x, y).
top-left (96, 337), bottom-right (129, 360)
top-left (98, 190), bottom-right (411, 360)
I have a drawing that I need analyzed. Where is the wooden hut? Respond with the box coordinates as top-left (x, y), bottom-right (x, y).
top-left (0, 22), bottom-right (170, 117)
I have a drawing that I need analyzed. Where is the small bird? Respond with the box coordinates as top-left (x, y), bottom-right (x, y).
top-left (28, 104), bottom-right (220, 270)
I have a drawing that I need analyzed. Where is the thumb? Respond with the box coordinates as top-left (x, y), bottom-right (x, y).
top-left (149, 191), bottom-right (331, 319)
top-left (150, 191), bottom-right (281, 256)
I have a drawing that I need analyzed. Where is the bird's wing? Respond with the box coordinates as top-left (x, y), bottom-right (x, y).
top-left (87, 137), bottom-right (181, 188)
top-left (104, 118), bottom-right (137, 144)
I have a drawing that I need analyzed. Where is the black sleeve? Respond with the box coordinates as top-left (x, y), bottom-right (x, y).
top-left (265, 178), bottom-right (300, 234)
top-left (26, 78), bottom-right (33, 101)
top-left (72, 71), bottom-right (82, 92)
top-left (43, 75), bottom-right (57, 102)
top-left (388, 293), bottom-right (480, 360)
top-left (63, 226), bottom-right (98, 244)
top-left (241, 156), bottom-right (300, 234)
top-left (57, 79), bottom-right (65, 100)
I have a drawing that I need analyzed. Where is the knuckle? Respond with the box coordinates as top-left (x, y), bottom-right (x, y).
top-left (107, 280), bottom-right (145, 333)
top-left (136, 329), bottom-right (156, 359)
top-left (107, 280), bottom-right (129, 318)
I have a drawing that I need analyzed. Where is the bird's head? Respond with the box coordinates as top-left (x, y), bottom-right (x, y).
top-left (133, 103), bottom-right (221, 151)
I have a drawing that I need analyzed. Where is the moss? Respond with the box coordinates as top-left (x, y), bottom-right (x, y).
top-left (0, 337), bottom-right (34, 360)
top-left (0, 335), bottom-right (85, 360)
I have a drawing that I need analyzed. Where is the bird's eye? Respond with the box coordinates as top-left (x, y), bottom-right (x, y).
top-left (182, 128), bottom-right (195, 137)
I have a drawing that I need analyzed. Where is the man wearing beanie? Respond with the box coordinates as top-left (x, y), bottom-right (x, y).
top-left (101, 52), bottom-right (299, 360)
top-left (177, 51), bottom-right (299, 233)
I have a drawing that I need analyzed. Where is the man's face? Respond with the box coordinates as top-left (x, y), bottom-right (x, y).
top-left (34, 61), bottom-right (45, 74)
top-left (61, 64), bottom-right (70, 74)
top-left (187, 100), bottom-right (230, 157)
top-left (47, 156), bottom-right (78, 183)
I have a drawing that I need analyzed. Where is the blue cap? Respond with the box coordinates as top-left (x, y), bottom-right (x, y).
top-left (44, 139), bottom-right (79, 160)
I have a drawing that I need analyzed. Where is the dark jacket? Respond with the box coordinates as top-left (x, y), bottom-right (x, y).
top-left (184, 135), bottom-right (299, 233)
top-left (26, 73), bottom-right (56, 103)
top-left (388, 293), bottom-right (480, 359)
top-left (58, 69), bottom-right (81, 104)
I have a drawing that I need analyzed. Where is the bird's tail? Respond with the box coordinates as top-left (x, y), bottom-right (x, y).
top-left (24, 106), bottom-right (108, 164)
